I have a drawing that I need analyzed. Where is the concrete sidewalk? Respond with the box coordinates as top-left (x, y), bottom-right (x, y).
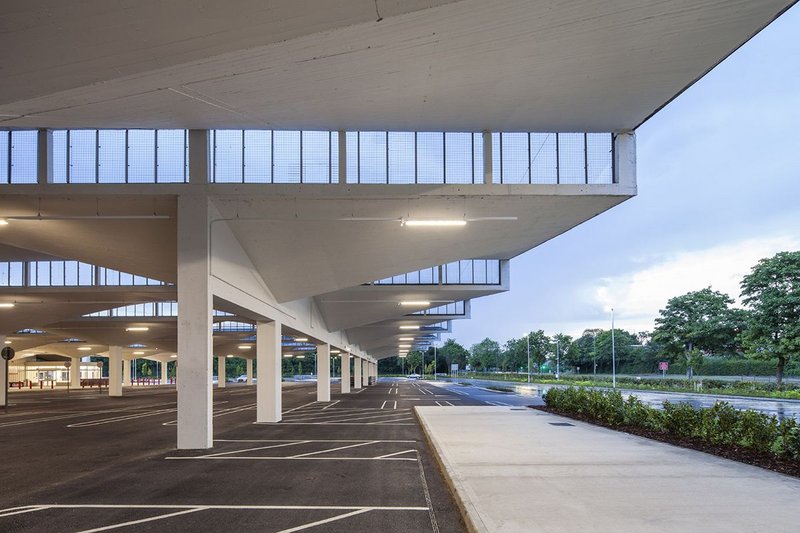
top-left (416, 406), bottom-right (800, 533)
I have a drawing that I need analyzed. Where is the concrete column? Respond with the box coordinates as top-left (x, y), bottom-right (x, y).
top-left (188, 130), bottom-right (210, 184)
top-left (340, 353), bottom-right (351, 394)
top-left (70, 357), bottom-right (82, 388)
top-left (256, 320), bottom-right (282, 423)
top-left (353, 357), bottom-right (362, 390)
top-left (217, 356), bottom-right (226, 388)
top-left (160, 361), bottom-right (168, 384)
top-left (482, 130), bottom-right (493, 184)
top-left (362, 359), bottom-right (369, 387)
top-left (338, 130), bottom-right (347, 184)
top-left (108, 346), bottom-right (123, 397)
top-left (614, 132), bottom-right (636, 187)
top-left (176, 194), bottom-right (213, 450)
top-left (0, 335), bottom-right (7, 407)
top-left (37, 129), bottom-right (54, 184)
top-left (317, 343), bottom-right (330, 402)
top-left (123, 359), bottom-right (131, 386)
top-left (246, 358), bottom-right (254, 385)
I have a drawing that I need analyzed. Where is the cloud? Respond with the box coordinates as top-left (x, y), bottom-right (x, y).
top-left (592, 235), bottom-right (800, 333)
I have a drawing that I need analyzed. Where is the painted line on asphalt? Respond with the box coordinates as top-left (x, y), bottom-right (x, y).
top-left (77, 507), bottom-right (208, 533)
top-left (321, 400), bottom-right (340, 410)
top-left (288, 440), bottom-right (379, 458)
top-left (277, 508), bottom-right (371, 533)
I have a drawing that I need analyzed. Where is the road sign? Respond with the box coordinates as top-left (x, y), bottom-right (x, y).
top-left (658, 361), bottom-right (668, 371)
top-left (1, 346), bottom-right (14, 361)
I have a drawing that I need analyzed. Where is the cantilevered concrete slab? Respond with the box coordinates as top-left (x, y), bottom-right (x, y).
top-left (0, 1), bottom-right (793, 131)
top-left (417, 406), bottom-right (800, 533)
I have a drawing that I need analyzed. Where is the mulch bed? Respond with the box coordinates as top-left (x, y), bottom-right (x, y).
top-left (531, 405), bottom-right (800, 479)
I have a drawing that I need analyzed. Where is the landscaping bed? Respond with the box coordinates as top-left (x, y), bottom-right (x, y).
top-left (534, 387), bottom-right (800, 478)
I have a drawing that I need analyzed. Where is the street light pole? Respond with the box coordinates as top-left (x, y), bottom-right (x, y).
top-left (526, 333), bottom-right (531, 384)
top-left (611, 307), bottom-right (617, 388)
top-left (434, 344), bottom-right (437, 380)
top-left (593, 332), bottom-right (597, 376)
top-left (556, 338), bottom-right (560, 380)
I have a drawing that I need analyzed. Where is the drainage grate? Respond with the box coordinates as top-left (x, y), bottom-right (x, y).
top-left (549, 422), bottom-right (574, 427)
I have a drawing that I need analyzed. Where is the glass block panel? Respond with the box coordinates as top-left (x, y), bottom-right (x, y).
top-left (10, 130), bottom-right (37, 183)
top-left (558, 132), bottom-right (585, 184)
top-left (358, 131), bottom-right (387, 184)
top-left (444, 133), bottom-right (472, 184)
top-left (530, 133), bottom-right (557, 184)
top-left (273, 131), bottom-right (301, 183)
top-left (127, 129), bottom-right (156, 183)
top-left (52, 130), bottom-right (67, 183)
top-left (244, 130), bottom-right (271, 183)
top-left (500, 132), bottom-right (529, 184)
top-left (587, 133), bottom-right (613, 184)
top-left (417, 132), bottom-right (444, 184)
top-left (98, 130), bottom-right (126, 183)
top-left (156, 129), bottom-right (186, 183)
top-left (302, 131), bottom-right (331, 183)
top-left (388, 132), bottom-right (415, 184)
top-left (213, 130), bottom-right (243, 183)
top-left (69, 130), bottom-right (97, 183)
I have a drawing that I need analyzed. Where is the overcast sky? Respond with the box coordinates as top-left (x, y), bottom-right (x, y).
top-left (448, 4), bottom-right (800, 349)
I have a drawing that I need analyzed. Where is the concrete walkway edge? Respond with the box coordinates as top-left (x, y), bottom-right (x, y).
top-left (414, 407), bottom-right (485, 533)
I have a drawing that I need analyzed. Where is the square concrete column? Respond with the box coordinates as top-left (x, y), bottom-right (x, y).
top-left (123, 359), bottom-right (131, 386)
top-left (257, 320), bottom-right (282, 423)
top-left (70, 357), bottom-right (82, 388)
top-left (353, 357), bottom-right (362, 390)
top-left (217, 356), bottom-right (226, 388)
top-left (161, 361), bottom-right (168, 384)
top-left (246, 358), bottom-right (254, 385)
top-left (340, 353), bottom-right (351, 394)
top-left (176, 194), bottom-right (213, 450)
top-left (362, 359), bottom-right (369, 387)
top-left (317, 344), bottom-right (330, 402)
top-left (108, 346), bottom-right (123, 397)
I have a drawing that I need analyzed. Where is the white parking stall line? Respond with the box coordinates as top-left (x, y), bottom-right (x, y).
top-left (374, 449), bottom-right (417, 459)
top-left (381, 401), bottom-right (388, 409)
top-left (214, 439), bottom-right (417, 444)
top-left (285, 411), bottom-right (412, 424)
top-left (0, 504), bottom-right (430, 511)
top-left (282, 401), bottom-right (320, 415)
top-left (68, 408), bottom-right (178, 428)
top-left (0, 506), bottom-right (48, 518)
top-left (202, 441), bottom-right (311, 458)
top-left (321, 400), bottom-right (340, 410)
top-left (366, 417), bottom-right (414, 425)
top-left (161, 403), bottom-right (256, 426)
top-left (276, 508), bottom-right (372, 533)
top-left (77, 507), bottom-right (209, 533)
top-left (288, 440), bottom-right (379, 458)
top-left (165, 455), bottom-right (417, 462)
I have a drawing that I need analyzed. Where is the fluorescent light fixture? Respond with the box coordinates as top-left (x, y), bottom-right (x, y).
top-left (400, 301), bottom-right (430, 306)
top-left (398, 355), bottom-right (407, 358)
top-left (78, 346), bottom-right (92, 351)
top-left (0, 303), bottom-right (15, 308)
top-left (398, 337), bottom-right (415, 341)
top-left (283, 354), bottom-right (293, 358)
top-left (296, 355), bottom-right (306, 359)
top-left (399, 326), bottom-right (420, 330)
top-left (237, 345), bottom-right (252, 350)
top-left (170, 354), bottom-right (177, 358)
top-left (132, 351), bottom-right (145, 355)
top-left (330, 349), bottom-right (341, 354)
top-left (402, 219), bottom-right (466, 227)
top-left (398, 344), bottom-right (411, 348)
top-left (3, 340), bottom-right (11, 345)
top-left (0, 219), bottom-right (8, 226)
top-left (226, 354), bottom-right (234, 358)
top-left (294, 337), bottom-right (309, 342)
top-left (126, 327), bottom-right (149, 332)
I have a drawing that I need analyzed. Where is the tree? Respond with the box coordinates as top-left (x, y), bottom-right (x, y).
top-left (652, 287), bottom-right (742, 377)
top-left (740, 251), bottom-right (800, 387)
top-left (469, 338), bottom-right (501, 371)
top-left (550, 333), bottom-right (575, 375)
top-left (406, 351), bottom-right (423, 374)
top-left (437, 339), bottom-right (470, 372)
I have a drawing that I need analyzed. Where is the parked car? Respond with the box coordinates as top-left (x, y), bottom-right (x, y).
top-left (407, 373), bottom-right (421, 380)
top-left (235, 375), bottom-right (248, 383)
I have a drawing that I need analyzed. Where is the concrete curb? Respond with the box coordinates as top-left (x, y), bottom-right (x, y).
top-left (414, 407), bottom-right (486, 533)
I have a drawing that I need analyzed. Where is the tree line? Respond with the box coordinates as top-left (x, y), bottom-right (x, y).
top-left (378, 251), bottom-right (800, 387)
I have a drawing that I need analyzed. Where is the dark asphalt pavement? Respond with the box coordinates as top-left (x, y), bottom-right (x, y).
top-left (0, 380), bottom-right (486, 532)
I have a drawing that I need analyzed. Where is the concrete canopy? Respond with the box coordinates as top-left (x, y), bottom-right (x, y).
top-left (1, 0), bottom-right (793, 130)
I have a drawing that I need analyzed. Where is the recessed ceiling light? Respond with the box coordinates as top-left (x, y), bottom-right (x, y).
top-left (402, 219), bottom-right (467, 227)
top-left (3, 340), bottom-right (11, 345)
top-left (226, 354), bottom-right (234, 358)
top-left (399, 326), bottom-right (420, 330)
top-left (283, 354), bottom-right (293, 358)
top-left (170, 354), bottom-right (177, 358)
top-left (294, 337), bottom-right (309, 342)
top-left (237, 345), bottom-right (252, 350)
top-left (126, 327), bottom-right (149, 332)
top-left (132, 351), bottom-right (145, 355)
top-left (398, 344), bottom-right (411, 348)
top-left (295, 355), bottom-right (305, 359)
top-left (330, 349), bottom-right (341, 354)
top-left (78, 346), bottom-right (92, 351)
top-left (398, 337), bottom-right (414, 341)
top-left (400, 301), bottom-right (430, 306)
top-left (0, 303), bottom-right (15, 308)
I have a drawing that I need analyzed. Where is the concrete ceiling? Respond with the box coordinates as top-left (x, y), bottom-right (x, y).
top-left (1, 0), bottom-right (792, 131)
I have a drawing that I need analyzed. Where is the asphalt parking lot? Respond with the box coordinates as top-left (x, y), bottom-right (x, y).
top-left (0, 379), bottom-right (504, 532)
